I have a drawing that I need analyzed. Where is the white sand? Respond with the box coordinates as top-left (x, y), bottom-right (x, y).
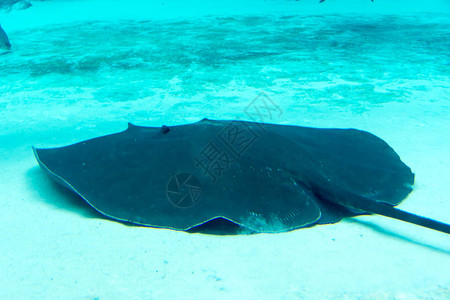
top-left (0, 1), bottom-right (449, 299)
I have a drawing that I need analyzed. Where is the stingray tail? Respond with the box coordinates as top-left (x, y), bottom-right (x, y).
top-left (316, 186), bottom-right (450, 234)
top-left (349, 198), bottom-right (450, 234)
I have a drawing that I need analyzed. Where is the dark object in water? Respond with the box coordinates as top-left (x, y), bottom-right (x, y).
top-left (0, 25), bottom-right (11, 50)
top-left (33, 119), bottom-right (449, 234)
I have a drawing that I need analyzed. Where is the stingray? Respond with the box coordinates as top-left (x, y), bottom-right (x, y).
top-left (33, 119), bottom-right (450, 234)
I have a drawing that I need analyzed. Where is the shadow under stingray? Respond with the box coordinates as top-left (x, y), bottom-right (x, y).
top-left (27, 166), bottom-right (101, 220)
top-left (346, 218), bottom-right (450, 255)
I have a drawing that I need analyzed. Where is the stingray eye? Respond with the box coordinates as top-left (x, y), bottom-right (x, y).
top-left (161, 125), bottom-right (170, 134)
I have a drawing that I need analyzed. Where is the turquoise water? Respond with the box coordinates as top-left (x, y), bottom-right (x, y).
top-left (1, 14), bottom-right (449, 130)
top-left (0, 3), bottom-right (449, 299)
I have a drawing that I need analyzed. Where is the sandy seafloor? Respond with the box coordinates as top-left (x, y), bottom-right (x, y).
top-left (0, 0), bottom-right (449, 299)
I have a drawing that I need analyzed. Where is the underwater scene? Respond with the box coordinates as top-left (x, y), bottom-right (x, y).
top-left (0, 0), bottom-right (449, 299)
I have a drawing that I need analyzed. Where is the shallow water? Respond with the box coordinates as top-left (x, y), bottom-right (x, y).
top-left (0, 3), bottom-right (449, 300)
top-left (1, 14), bottom-right (449, 131)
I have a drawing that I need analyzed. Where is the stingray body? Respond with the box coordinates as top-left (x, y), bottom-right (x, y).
top-left (0, 25), bottom-right (11, 50)
top-left (33, 119), bottom-right (449, 234)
